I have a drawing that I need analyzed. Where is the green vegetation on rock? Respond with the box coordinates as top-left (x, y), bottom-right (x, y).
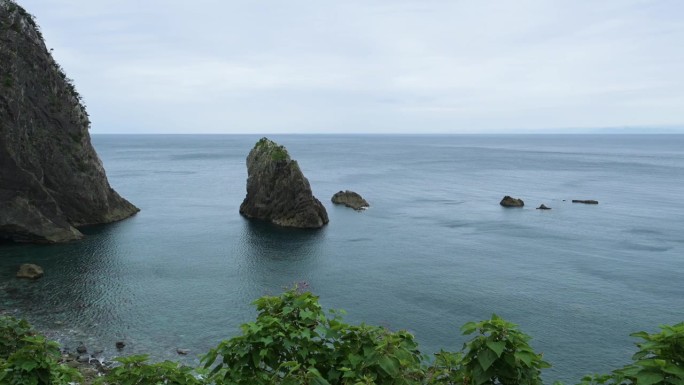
top-left (1, 289), bottom-right (683, 384)
top-left (254, 137), bottom-right (290, 161)
top-left (271, 146), bottom-right (288, 161)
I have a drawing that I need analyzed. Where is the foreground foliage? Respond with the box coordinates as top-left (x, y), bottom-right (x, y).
top-left (202, 290), bottom-right (424, 384)
top-left (1, 289), bottom-right (682, 385)
top-left (94, 355), bottom-right (203, 385)
top-left (0, 316), bottom-right (82, 385)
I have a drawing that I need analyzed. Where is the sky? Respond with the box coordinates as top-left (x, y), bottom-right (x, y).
top-left (20, 0), bottom-right (684, 134)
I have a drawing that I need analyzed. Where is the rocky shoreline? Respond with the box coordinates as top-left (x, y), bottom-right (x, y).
top-left (1, 305), bottom-right (201, 385)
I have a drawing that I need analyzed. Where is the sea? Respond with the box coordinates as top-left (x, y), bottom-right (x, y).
top-left (1, 134), bottom-right (683, 383)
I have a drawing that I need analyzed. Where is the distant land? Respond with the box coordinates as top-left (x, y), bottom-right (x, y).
top-left (518, 126), bottom-right (684, 134)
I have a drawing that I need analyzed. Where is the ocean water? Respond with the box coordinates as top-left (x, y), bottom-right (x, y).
top-left (1, 134), bottom-right (683, 382)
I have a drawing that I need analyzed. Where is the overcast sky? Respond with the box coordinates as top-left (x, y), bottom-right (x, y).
top-left (21, 0), bottom-right (684, 134)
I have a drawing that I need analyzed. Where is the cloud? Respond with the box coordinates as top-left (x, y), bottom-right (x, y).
top-left (20, 0), bottom-right (684, 133)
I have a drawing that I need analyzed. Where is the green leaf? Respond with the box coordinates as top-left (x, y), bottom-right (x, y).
top-left (514, 350), bottom-right (536, 367)
top-left (307, 368), bottom-right (332, 385)
top-left (486, 340), bottom-right (506, 357)
top-left (634, 371), bottom-right (664, 385)
top-left (662, 363), bottom-right (684, 377)
top-left (461, 322), bottom-right (478, 335)
top-left (378, 356), bottom-right (400, 377)
top-left (348, 353), bottom-right (364, 368)
top-left (478, 348), bottom-right (499, 371)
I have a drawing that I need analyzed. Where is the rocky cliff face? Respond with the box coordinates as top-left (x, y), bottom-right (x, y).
top-left (239, 138), bottom-right (328, 228)
top-left (0, 1), bottom-right (139, 243)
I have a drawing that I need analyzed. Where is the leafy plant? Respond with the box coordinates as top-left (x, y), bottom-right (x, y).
top-left (611, 323), bottom-right (684, 385)
top-left (0, 334), bottom-right (82, 385)
top-left (2, 295), bottom-right (683, 385)
top-left (425, 350), bottom-right (465, 385)
top-left (95, 354), bottom-right (204, 385)
top-left (0, 316), bottom-right (34, 359)
top-left (459, 314), bottom-right (550, 385)
top-left (202, 288), bottom-right (424, 384)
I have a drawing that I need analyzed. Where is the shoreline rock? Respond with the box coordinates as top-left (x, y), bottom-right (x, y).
top-left (61, 350), bottom-right (110, 385)
top-left (239, 138), bottom-right (328, 228)
top-left (331, 190), bottom-right (369, 210)
top-left (500, 196), bottom-right (524, 207)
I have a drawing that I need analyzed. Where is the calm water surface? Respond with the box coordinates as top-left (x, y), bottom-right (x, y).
top-left (1, 134), bottom-right (683, 382)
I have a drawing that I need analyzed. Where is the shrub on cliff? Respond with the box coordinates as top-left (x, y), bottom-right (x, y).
top-left (94, 355), bottom-right (203, 385)
top-left (1, 292), bottom-right (682, 385)
top-left (0, 316), bottom-right (33, 359)
top-left (0, 316), bottom-right (81, 385)
top-left (202, 289), bottom-right (424, 384)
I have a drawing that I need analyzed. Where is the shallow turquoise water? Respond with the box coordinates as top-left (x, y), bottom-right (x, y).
top-left (1, 134), bottom-right (683, 382)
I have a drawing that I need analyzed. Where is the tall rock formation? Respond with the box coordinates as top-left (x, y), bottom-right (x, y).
top-left (0, 1), bottom-right (139, 243)
top-left (239, 138), bottom-right (328, 228)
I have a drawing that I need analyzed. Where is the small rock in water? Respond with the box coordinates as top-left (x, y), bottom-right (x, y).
top-left (176, 348), bottom-right (190, 355)
top-left (500, 195), bottom-right (524, 207)
top-left (76, 343), bottom-right (87, 354)
top-left (572, 199), bottom-right (598, 204)
top-left (536, 204), bottom-right (551, 210)
top-left (115, 341), bottom-right (126, 350)
top-left (331, 190), bottom-right (370, 210)
top-left (77, 354), bottom-right (90, 363)
top-left (16, 264), bottom-right (44, 279)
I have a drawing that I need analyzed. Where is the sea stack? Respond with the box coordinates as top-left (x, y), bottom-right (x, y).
top-left (0, 1), bottom-right (139, 243)
top-left (239, 138), bottom-right (328, 228)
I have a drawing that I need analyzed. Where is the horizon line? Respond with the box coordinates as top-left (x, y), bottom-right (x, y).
top-left (90, 131), bottom-right (684, 135)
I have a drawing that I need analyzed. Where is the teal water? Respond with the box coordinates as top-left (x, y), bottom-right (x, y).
top-left (1, 134), bottom-right (683, 382)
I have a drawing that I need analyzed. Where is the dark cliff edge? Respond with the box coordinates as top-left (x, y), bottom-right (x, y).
top-left (239, 138), bottom-right (328, 228)
top-left (0, 0), bottom-right (139, 243)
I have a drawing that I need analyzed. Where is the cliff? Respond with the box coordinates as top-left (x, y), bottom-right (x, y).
top-left (0, 0), bottom-right (139, 243)
top-left (239, 138), bottom-right (328, 228)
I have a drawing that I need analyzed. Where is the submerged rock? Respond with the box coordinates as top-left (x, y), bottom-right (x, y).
top-left (16, 263), bottom-right (43, 279)
top-left (572, 200), bottom-right (599, 204)
top-left (239, 138), bottom-right (328, 228)
top-left (536, 204), bottom-right (551, 210)
top-left (0, 1), bottom-right (139, 243)
top-left (500, 196), bottom-right (524, 207)
top-left (331, 190), bottom-right (369, 210)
